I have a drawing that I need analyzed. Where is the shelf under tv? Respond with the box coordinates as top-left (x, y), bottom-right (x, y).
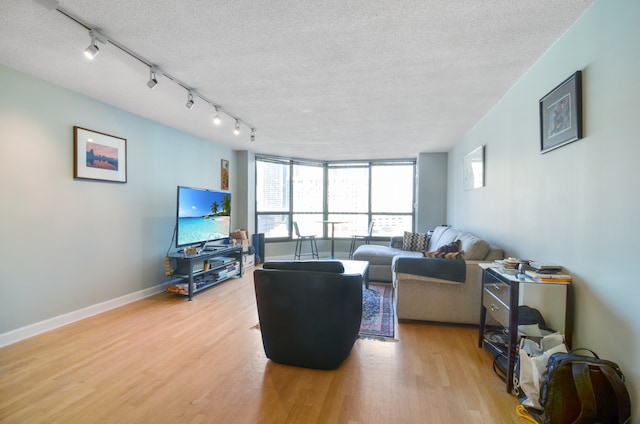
top-left (166, 246), bottom-right (243, 300)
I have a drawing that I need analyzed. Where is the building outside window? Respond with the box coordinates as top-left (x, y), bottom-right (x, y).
top-left (256, 156), bottom-right (415, 240)
top-left (256, 158), bottom-right (290, 238)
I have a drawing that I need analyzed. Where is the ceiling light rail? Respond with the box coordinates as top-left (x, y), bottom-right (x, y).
top-left (31, 0), bottom-right (256, 142)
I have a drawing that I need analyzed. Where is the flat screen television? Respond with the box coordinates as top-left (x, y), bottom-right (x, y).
top-left (176, 186), bottom-right (231, 248)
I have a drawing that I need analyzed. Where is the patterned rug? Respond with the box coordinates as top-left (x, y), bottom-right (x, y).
top-left (359, 283), bottom-right (395, 340)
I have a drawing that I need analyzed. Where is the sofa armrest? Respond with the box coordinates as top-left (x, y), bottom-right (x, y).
top-left (393, 256), bottom-right (466, 282)
top-left (389, 236), bottom-right (404, 249)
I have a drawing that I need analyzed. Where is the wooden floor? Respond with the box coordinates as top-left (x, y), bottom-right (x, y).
top-left (0, 270), bottom-right (522, 424)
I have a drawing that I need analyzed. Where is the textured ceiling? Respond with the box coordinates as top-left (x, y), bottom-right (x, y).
top-left (0, 0), bottom-right (594, 160)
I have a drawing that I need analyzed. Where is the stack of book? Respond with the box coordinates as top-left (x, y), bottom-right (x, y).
top-left (524, 262), bottom-right (572, 283)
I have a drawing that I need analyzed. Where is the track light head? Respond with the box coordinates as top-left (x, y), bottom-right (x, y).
top-left (186, 91), bottom-right (194, 109)
top-left (147, 67), bottom-right (158, 89)
top-left (234, 119), bottom-right (240, 135)
top-left (83, 30), bottom-right (107, 60)
top-left (84, 35), bottom-right (100, 60)
top-left (213, 107), bottom-right (221, 125)
top-left (250, 128), bottom-right (256, 142)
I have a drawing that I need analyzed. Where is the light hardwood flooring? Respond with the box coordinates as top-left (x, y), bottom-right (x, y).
top-left (0, 270), bottom-right (522, 424)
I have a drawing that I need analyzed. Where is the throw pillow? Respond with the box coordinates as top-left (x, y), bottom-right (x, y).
top-left (423, 240), bottom-right (464, 258)
top-left (424, 251), bottom-right (464, 259)
top-left (402, 231), bottom-right (430, 252)
top-left (438, 240), bottom-right (461, 253)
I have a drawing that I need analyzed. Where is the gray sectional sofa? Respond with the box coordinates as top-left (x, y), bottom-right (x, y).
top-left (352, 225), bottom-right (503, 325)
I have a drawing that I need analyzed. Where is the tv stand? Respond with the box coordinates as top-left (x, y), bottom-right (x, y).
top-left (166, 245), bottom-right (243, 300)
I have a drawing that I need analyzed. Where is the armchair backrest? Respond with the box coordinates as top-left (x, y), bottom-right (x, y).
top-left (253, 262), bottom-right (363, 370)
top-left (262, 260), bottom-right (344, 273)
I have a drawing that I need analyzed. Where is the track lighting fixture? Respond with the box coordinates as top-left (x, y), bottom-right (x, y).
top-left (84, 33), bottom-right (99, 59)
top-left (40, 4), bottom-right (257, 141)
top-left (83, 29), bottom-right (107, 60)
top-left (185, 91), bottom-right (194, 109)
top-left (147, 67), bottom-right (158, 89)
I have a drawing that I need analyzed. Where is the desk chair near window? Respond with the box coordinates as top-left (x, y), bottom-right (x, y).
top-left (349, 221), bottom-right (374, 259)
top-left (293, 222), bottom-right (319, 260)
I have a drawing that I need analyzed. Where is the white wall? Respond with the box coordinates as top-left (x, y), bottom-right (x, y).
top-left (0, 65), bottom-right (236, 338)
top-left (415, 152), bottom-right (447, 231)
top-left (448, 0), bottom-right (639, 414)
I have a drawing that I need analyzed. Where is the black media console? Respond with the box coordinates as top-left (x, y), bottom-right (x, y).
top-left (167, 245), bottom-right (243, 300)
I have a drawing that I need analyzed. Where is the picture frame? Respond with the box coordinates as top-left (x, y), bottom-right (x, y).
top-left (540, 71), bottom-right (583, 154)
top-left (221, 159), bottom-right (229, 190)
top-left (463, 145), bottom-right (484, 191)
top-left (74, 126), bottom-right (127, 183)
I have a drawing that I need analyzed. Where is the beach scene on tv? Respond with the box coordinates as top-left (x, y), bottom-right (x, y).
top-left (177, 188), bottom-right (231, 246)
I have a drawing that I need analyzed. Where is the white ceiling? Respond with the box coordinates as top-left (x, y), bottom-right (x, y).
top-left (0, 0), bottom-right (594, 160)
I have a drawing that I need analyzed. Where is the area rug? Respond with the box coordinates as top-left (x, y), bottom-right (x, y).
top-left (359, 283), bottom-right (395, 340)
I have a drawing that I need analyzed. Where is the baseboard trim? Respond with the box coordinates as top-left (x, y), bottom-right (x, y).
top-left (0, 284), bottom-right (166, 348)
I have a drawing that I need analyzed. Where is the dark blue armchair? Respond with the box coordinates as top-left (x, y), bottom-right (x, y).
top-left (253, 261), bottom-right (363, 370)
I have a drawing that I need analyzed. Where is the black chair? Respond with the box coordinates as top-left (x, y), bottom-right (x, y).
top-left (253, 261), bottom-right (363, 370)
top-left (349, 221), bottom-right (374, 259)
top-left (293, 222), bottom-right (319, 260)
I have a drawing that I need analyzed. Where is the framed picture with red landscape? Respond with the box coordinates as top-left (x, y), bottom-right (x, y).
top-left (74, 126), bottom-right (127, 183)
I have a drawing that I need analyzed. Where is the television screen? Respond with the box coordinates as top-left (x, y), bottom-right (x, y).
top-left (176, 186), bottom-right (231, 248)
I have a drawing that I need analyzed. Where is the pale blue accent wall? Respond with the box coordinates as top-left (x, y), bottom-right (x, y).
top-left (447, 0), bottom-right (639, 413)
top-left (0, 65), bottom-right (236, 333)
top-left (415, 152), bottom-right (447, 231)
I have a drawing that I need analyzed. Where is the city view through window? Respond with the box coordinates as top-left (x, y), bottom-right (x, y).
top-left (256, 157), bottom-right (415, 240)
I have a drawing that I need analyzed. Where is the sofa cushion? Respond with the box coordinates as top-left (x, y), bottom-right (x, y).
top-left (354, 245), bottom-right (404, 266)
top-left (455, 231), bottom-right (490, 260)
top-left (428, 226), bottom-right (460, 250)
top-left (353, 244), bottom-right (422, 266)
top-left (402, 231), bottom-right (430, 252)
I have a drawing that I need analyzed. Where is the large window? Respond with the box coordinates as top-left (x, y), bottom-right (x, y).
top-left (256, 156), bottom-right (415, 240)
top-left (292, 162), bottom-right (324, 238)
top-left (255, 158), bottom-right (290, 238)
top-left (370, 163), bottom-right (414, 237)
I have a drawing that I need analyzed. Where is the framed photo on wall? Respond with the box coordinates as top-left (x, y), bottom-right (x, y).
top-left (74, 126), bottom-right (127, 183)
top-left (221, 159), bottom-right (229, 190)
top-left (540, 71), bottom-right (583, 154)
top-left (463, 145), bottom-right (485, 191)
